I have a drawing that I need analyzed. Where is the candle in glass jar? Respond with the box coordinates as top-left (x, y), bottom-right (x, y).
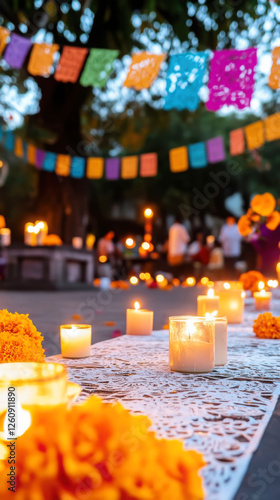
top-left (213, 316), bottom-right (227, 366)
top-left (126, 301), bottom-right (154, 336)
top-left (169, 316), bottom-right (215, 373)
top-left (0, 228), bottom-right (11, 246)
top-left (214, 282), bottom-right (244, 324)
top-left (60, 324), bottom-right (91, 358)
top-left (197, 288), bottom-right (219, 316)
top-left (253, 290), bottom-right (272, 311)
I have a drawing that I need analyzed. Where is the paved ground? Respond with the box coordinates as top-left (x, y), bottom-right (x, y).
top-left (0, 285), bottom-right (199, 357)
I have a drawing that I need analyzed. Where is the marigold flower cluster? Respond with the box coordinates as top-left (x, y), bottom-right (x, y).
top-left (253, 312), bottom-right (280, 339)
top-left (239, 271), bottom-right (266, 294)
top-left (0, 310), bottom-right (45, 363)
top-left (0, 396), bottom-right (205, 500)
top-left (238, 193), bottom-right (280, 236)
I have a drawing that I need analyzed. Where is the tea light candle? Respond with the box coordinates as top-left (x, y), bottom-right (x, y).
top-left (60, 324), bottom-right (91, 358)
top-left (0, 228), bottom-right (11, 246)
top-left (197, 288), bottom-right (220, 316)
top-left (253, 290), bottom-right (272, 311)
top-left (169, 316), bottom-right (215, 373)
top-left (214, 282), bottom-right (244, 324)
top-left (126, 301), bottom-right (154, 336)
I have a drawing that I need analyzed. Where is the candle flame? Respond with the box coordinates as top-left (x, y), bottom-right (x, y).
top-left (3, 401), bottom-right (32, 439)
top-left (207, 288), bottom-right (214, 298)
top-left (241, 291), bottom-right (246, 298)
top-left (186, 320), bottom-right (196, 336)
top-left (260, 290), bottom-right (266, 297)
top-left (267, 279), bottom-right (278, 289)
top-left (258, 281), bottom-right (265, 291)
top-left (205, 311), bottom-right (218, 319)
top-left (134, 301), bottom-right (140, 311)
top-left (223, 282), bottom-right (231, 290)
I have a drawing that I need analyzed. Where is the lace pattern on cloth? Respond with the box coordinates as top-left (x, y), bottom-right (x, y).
top-left (48, 299), bottom-right (280, 500)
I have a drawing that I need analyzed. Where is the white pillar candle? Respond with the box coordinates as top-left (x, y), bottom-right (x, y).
top-left (169, 316), bottom-right (215, 373)
top-left (197, 288), bottom-right (220, 316)
top-left (126, 301), bottom-right (154, 336)
top-left (60, 324), bottom-right (91, 358)
top-left (253, 290), bottom-right (272, 311)
top-left (214, 282), bottom-right (244, 324)
top-left (214, 317), bottom-right (227, 366)
top-left (0, 228), bottom-right (11, 246)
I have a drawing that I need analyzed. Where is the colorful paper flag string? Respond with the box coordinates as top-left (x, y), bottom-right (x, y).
top-left (140, 153), bottom-right (158, 177)
top-left (14, 137), bottom-right (24, 158)
top-left (206, 48), bottom-right (257, 111)
top-left (56, 154), bottom-right (71, 176)
top-left (269, 47), bottom-right (280, 89)
top-left (35, 149), bottom-right (46, 169)
top-left (42, 152), bottom-right (57, 172)
top-left (27, 144), bottom-right (37, 165)
top-left (28, 43), bottom-right (59, 77)
top-left (164, 52), bottom-right (208, 111)
top-left (5, 131), bottom-right (15, 151)
top-left (86, 158), bottom-right (104, 179)
top-left (264, 113), bottom-right (280, 142)
top-left (188, 143), bottom-right (207, 168)
top-left (169, 146), bottom-right (188, 172)
top-left (106, 158), bottom-right (120, 180)
top-left (230, 128), bottom-right (245, 156)
top-left (206, 137), bottom-right (226, 163)
top-left (80, 49), bottom-right (119, 88)
top-left (124, 52), bottom-right (166, 90)
top-left (121, 156), bottom-right (138, 179)
top-left (54, 47), bottom-right (88, 83)
top-left (245, 121), bottom-right (265, 150)
top-left (0, 27), bottom-right (10, 56)
top-left (3, 34), bottom-right (32, 69)
top-left (71, 157), bottom-right (86, 179)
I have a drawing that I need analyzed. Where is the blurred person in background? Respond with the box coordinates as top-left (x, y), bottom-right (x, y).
top-left (219, 217), bottom-right (242, 276)
top-left (168, 215), bottom-right (190, 266)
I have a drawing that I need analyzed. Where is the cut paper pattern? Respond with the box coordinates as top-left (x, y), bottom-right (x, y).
top-left (121, 156), bottom-right (138, 179)
top-left (86, 158), bottom-right (104, 179)
top-left (188, 142), bottom-right (207, 168)
top-left (164, 52), bottom-right (208, 111)
top-left (169, 146), bottom-right (188, 172)
top-left (28, 43), bottom-right (59, 77)
top-left (27, 144), bottom-right (36, 165)
top-left (124, 52), bottom-right (166, 90)
top-left (42, 152), bottom-right (57, 172)
top-left (0, 27), bottom-right (10, 56)
top-left (230, 129), bottom-right (245, 156)
top-left (54, 47), bottom-right (88, 83)
top-left (5, 131), bottom-right (14, 151)
top-left (56, 154), bottom-right (71, 176)
top-left (105, 158), bottom-right (120, 180)
top-left (206, 136), bottom-right (226, 164)
top-left (35, 149), bottom-right (45, 169)
top-left (245, 121), bottom-right (265, 150)
top-left (80, 49), bottom-right (119, 88)
top-left (14, 137), bottom-right (24, 158)
top-left (206, 48), bottom-right (257, 111)
top-left (3, 34), bottom-right (32, 69)
top-left (71, 157), bottom-right (85, 179)
top-left (269, 47), bottom-right (280, 89)
top-left (264, 113), bottom-right (280, 142)
top-left (140, 153), bottom-right (158, 177)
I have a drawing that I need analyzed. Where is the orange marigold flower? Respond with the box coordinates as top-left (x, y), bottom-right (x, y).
top-left (43, 234), bottom-right (62, 246)
top-left (0, 310), bottom-right (45, 363)
top-left (253, 312), bottom-right (280, 339)
top-left (239, 271), bottom-right (266, 294)
top-left (0, 396), bottom-right (205, 500)
top-left (266, 211), bottom-right (280, 231)
top-left (237, 215), bottom-right (252, 236)
top-left (250, 193), bottom-right (276, 217)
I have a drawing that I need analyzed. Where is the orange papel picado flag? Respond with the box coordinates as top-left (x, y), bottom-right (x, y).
top-left (86, 158), bottom-right (104, 179)
top-left (269, 47), bottom-right (280, 90)
top-left (245, 121), bottom-right (265, 150)
top-left (0, 27), bottom-right (10, 56)
top-left (56, 154), bottom-right (71, 176)
top-left (230, 128), bottom-right (245, 156)
top-left (54, 47), bottom-right (88, 83)
top-left (264, 113), bottom-right (280, 142)
top-left (121, 156), bottom-right (138, 179)
top-left (169, 146), bottom-right (188, 173)
top-left (140, 153), bottom-right (158, 177)
top-left (27, 144), bottom-right (37, 165)
top-left (124, 52), bottom-right (166, 90)
top-left (14, 137), bottom-right (24, 158)
top-left (28, 43), bottom-right (59, 77)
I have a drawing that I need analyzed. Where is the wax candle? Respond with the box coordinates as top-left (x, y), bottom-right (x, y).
top-left (214, 282), bottom-right (244, 324)
top-left (253, 290), bottom-right (272, 311)
top-left (60, 324), bottom-right (91, 358)
top-left (0, 228), bottom-right (11, 246)
top-left (169, 316), bottom-right (215, 373)
top-left (197, 288), bottom-right (220, 316)
top-left (213, 317), bottom-right (227, 366)
top-left (72, 237), bottom-right (83, 249)
top-left (126, 301), bottom-right (154, 336)
top-left (24, 223), bottom-right (37, 246)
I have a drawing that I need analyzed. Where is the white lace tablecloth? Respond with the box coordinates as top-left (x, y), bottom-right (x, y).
top-left (48, 296), bottom-right (280, 500)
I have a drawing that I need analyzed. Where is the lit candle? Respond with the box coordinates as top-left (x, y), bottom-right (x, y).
top-left (72, 237), bottom-right (83, 249)
top-left (197, 288), bottom-right (220, 316)
top-left (0, 228), bottom-right (11, 246)
top-left (35, 221), bottom-right (48, 245)
top-left (169, 316), bottom-right (215, 373)
top-left (126, 301), bottom-right (154, 336)
top-left (253, 290), bottom-right (272, 311)
top-left (214, 282), bottom-right (244, 324)
top-left (60, 324), bottom-right (91, 358)
top-left (24, 223), bottom-right (36, 246)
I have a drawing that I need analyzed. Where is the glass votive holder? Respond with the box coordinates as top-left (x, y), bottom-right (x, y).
top-left (213, 316), bottom-right (227, 366)
top-left (60, 324), bottom-right (92, 358)
top-left (214, 282), bottom-right (244, 324)
top-left (169, 316), bottom-right (215, 374)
